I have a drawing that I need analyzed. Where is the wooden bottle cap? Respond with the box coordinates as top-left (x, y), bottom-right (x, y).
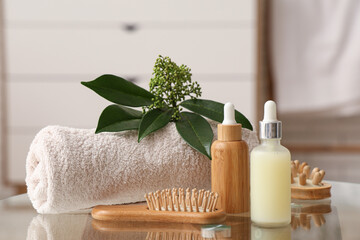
top-left (217, 124), bottom-right (242, 141)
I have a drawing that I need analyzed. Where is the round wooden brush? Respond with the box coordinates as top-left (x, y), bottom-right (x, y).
top-left (291, 160), bottom-right (331, 200)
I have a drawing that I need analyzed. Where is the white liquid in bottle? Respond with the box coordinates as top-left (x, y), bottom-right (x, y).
top-left (250, 100), bottom-right (291, 227)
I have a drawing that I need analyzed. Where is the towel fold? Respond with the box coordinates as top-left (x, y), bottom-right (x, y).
top-left (26, 122), bottom-right (258, 214)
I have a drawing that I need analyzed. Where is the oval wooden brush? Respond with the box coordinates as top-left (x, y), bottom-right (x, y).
top-left (92, 188), bottom-right (226, 224)
top-left (291, 160), bottom-right (331, 200)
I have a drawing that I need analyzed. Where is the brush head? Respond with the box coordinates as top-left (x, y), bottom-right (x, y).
top-left (145, 188), bottom-right (219, 213)
top-left (291, 160), bottom-right (331, 200)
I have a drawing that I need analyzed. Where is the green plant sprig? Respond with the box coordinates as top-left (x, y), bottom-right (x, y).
top-left (147, 55), bottom-right (201, 120)
top-left (81, 55), bottom-right (253, 159)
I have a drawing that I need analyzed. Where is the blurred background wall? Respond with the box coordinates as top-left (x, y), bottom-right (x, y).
top-left (1, 0), bottom-right (360, 199)
top-left (0, 0), bottom-right (257, 198)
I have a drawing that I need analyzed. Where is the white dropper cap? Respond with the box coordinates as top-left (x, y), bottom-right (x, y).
top-left (259, 100), bottom-right (282, 139)
top-left (263, 100), bottom-right (278, 122)
top-left (222, 102), bottom-right (237, 125)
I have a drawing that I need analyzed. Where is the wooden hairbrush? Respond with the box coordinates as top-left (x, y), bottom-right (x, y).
top-left (92, 188), bottom-right (226, 224)
top-left (291, 160), bottom-right (331, 200)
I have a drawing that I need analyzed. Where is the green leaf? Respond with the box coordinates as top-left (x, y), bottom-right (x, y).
top-left (81, 74), bottom-right (155, 107)
top-left (180, 99), bottom-right (253, 131)
top-left (138, 108), bottom-right (174, 142)
top-left (95, 104), bottom-right (143, 133)
top-left (176, 112), bottom-right (213, 159)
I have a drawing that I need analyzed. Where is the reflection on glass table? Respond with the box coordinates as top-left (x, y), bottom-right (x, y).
top-left (1, 181), bottom-right (360, 240)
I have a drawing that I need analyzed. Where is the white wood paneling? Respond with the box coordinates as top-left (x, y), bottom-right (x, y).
top-left (8, 81), bottom-right (117, 128)
top-left (6, 28), bottom-right (255, 76)
top-left (5, 0), bottom-right (255, 23)
top-left (200, 79), bottom-right (255, 124)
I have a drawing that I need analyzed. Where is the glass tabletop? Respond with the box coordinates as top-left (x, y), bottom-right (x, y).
top-left (0, 181), bottom-right (359, 240)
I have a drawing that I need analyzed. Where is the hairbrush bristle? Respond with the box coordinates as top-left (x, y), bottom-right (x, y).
top-left (145, 188), bottom-right (219, 213)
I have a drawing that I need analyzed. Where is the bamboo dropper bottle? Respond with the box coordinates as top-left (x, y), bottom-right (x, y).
top-left (211, 102), bottom-right (250, 214)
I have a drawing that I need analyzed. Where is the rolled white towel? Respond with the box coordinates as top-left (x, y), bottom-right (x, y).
top-left (26, 122), bottom-right (259, 214)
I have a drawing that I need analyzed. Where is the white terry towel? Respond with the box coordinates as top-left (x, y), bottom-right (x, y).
top-left (26, 122), bottom-right (259, 214)
top-left (271, 0), bottom-right (360, 116)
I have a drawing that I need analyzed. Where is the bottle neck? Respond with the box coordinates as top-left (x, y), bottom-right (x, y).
top-left (259, 121), bottom-right (282, 139)
top-left (217, 124), bottom-right (242, 141)
top-left (260, 138), bottom-right (281, 145)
